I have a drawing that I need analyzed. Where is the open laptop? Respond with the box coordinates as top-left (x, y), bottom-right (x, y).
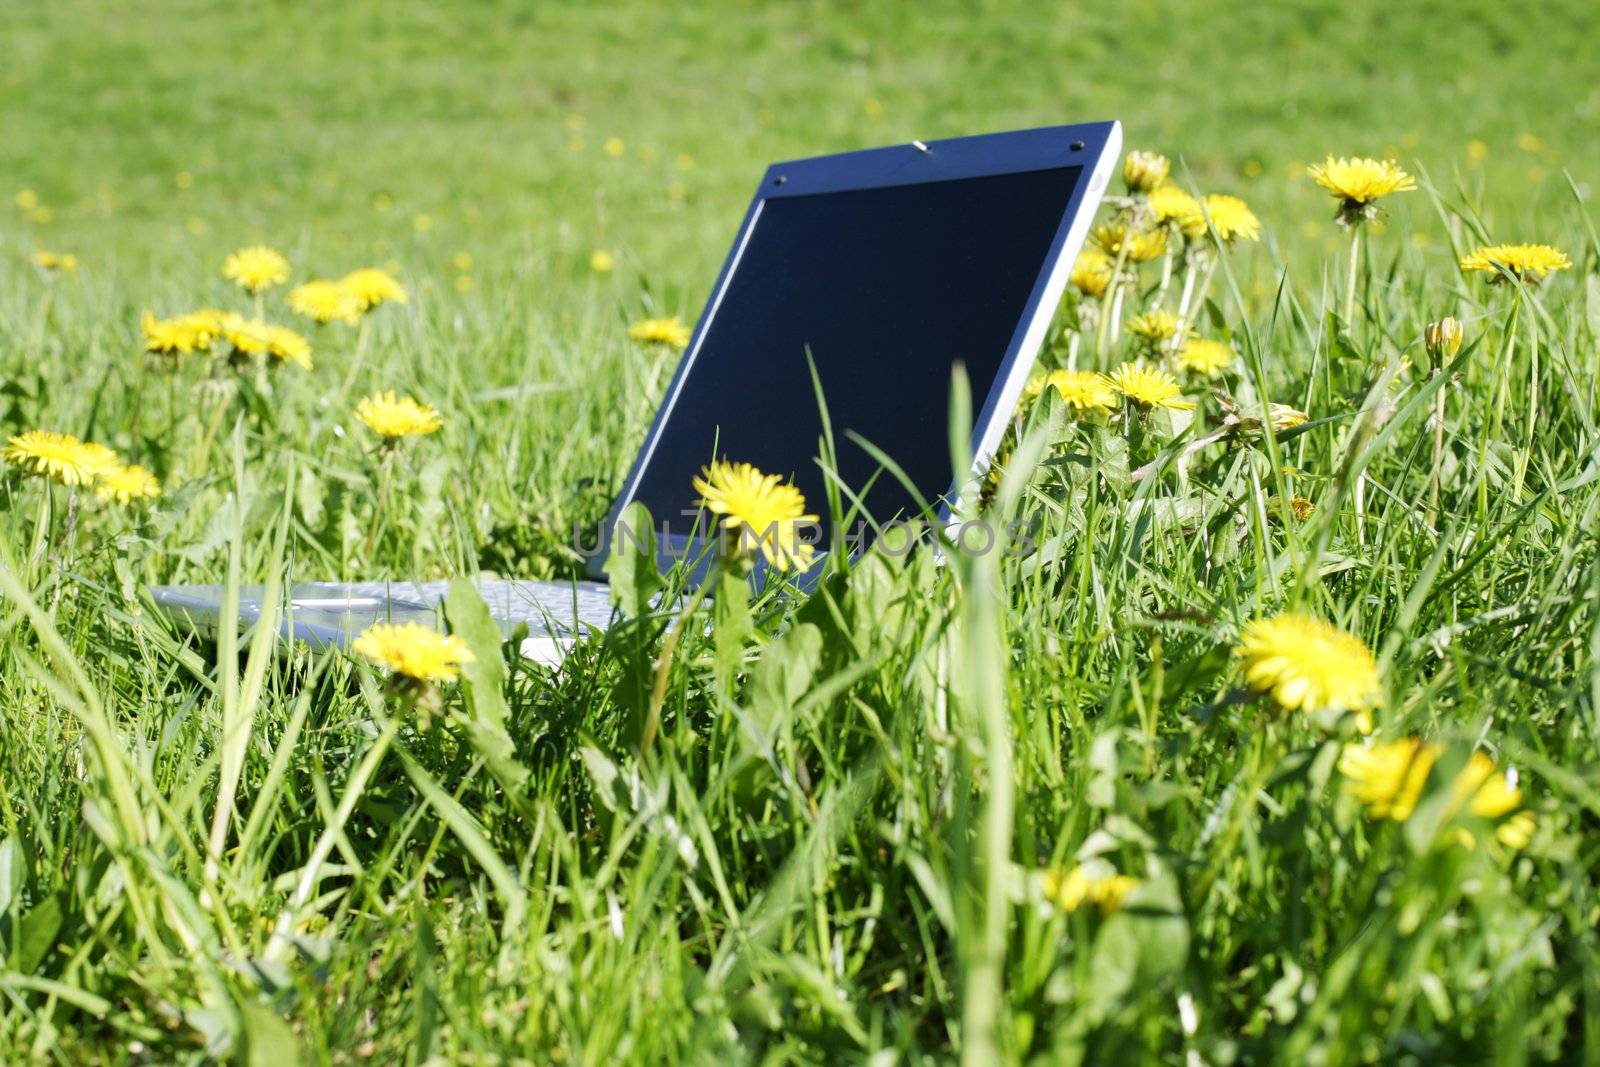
top-left (152, 121), bottom-right (1122, 665)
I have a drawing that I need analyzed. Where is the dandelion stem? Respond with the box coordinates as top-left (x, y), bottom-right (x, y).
top-left (49, 488), bottom-right (78, 611)
top-left (26, 484), bottom-right (52, 588)
top-left (643, 575), bottom-right (715, 759)
top-left (363, 446), bottom-right (397, 559)
top-left (1477, 297), bottom-right (1521, 516)
top-left (1429, 373), bottom-right (1448, 513)
top-left (1343, 226), bottom-right (1362, 326)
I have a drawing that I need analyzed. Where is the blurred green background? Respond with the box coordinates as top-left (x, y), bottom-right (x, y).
top-left (4, 0), bottom-right (1597, 302)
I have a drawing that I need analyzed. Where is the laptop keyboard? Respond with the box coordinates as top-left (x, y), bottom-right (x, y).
top-left (320, 578), bottom-right (617, 636)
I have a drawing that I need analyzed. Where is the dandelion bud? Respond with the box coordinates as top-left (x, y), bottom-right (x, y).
top-left (1424, 317), bottom-right (1463, 360)
top-left (1423, 316), bottom-right (1463, 373)
top-left (1123, 150), bottom-right (1170, 194)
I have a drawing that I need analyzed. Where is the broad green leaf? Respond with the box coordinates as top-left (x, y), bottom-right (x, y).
top-left (605, 500), bottom-right (663, 618)
top-left (444, 579), bottom-right (528, 792)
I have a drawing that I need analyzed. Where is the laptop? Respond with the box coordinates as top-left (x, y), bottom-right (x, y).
top-left (152, 121), bottom-right (1122, 665)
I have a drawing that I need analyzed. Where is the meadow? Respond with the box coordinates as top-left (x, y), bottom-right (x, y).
top-left (3, 1), bottom-right (1600, 1063)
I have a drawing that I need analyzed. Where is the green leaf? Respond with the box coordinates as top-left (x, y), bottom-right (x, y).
top-left (746, 622), bottom-right (823, 742)
top-left (444, 579), bottom-right (528, 793)
top-left (17, 892), bottom-right (62, 974)
top-left (711, 568), bottom-right (753, 695)
top-left (605, 500), bottom-right (663, 618)
top-left (239, 999), bottom-right (299, 1067)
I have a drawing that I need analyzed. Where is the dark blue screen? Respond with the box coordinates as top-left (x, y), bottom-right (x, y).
top-left (629, 164), bottom-right (1083, 532)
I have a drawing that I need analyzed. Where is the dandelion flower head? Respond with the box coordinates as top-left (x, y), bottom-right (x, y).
top-left (341, 267), bottom-right (408, 311)
top-left (1177, 338), bottom-right (1235, 377)
top-left (693, 460), bottom-right (818, 571)
top-left (222, 245), bottom-right (291, 294)
top-left (1042, 369), bottom-right (1118, 415)
top-left (289, 280), bottom-right (363, 325)
top-left (1203, 194), bottom-right (1261, 242)
top-left (353, 621), bottom-right (475, 684)
top-left (1149, 184), bottom-right (1206, 238)
top-left (1459, 243), bottom-right (1571, 283)
top-left (1103, 363), bottom-right (1195, 411)
top-left (627, 316), bottom-right (692, 351)
top-left (1070, 249), bottom-right (1114, 298)
top-left (1122, 150), bottom-right (1170, 194)
top-left (96, 463), bottom-right (162, 505)
top-left (356, 391), bottom-right (444, 439)
top-left (5, 430), bottom-right (111, 487)
top-left (1092, 220), bottom-right (1167, 263)
top-left (1237, 612), bottom-right (1382, 722)
top-left (1127, 309), bottom-right (1183, 345)
top-left (1307, 156), bottom-right (1415, 224)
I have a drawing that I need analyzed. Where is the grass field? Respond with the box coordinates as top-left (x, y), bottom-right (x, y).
top-left (3, 1), bottom-right (1600, 1063)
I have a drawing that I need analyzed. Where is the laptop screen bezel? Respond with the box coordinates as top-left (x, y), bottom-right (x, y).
top-left (591, 120), bottom-right (1123, 579)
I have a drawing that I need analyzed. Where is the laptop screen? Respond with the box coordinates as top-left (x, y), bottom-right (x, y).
top-left (628, 163), bottom-right (1084, 538)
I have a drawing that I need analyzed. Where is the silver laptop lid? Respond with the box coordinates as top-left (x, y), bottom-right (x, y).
top-left (596, 121), bottom-right (1122, 576)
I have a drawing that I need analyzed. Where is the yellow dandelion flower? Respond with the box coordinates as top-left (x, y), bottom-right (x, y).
top-left (5, 430), bottom-right (106, 487)
top-left (1339, 737), bottom-right (1435, 820)
top-left (1122, 150), bottom-right (1170, 194)
top-left (1044, 865), bottom-right (1140, 916)
top-left (1306, 156), bottom-right (1415, 225)
top-left (141, 311), bottom-right (219, 355)
top-left (1452, 751), bottom-right (1534, 848)
top-left (352, 621), bottom-right (474, 684)
top-left (1092, 220), bottom-right (1167, 263)
top-left (1340, 740), bottom-right (1534, 849)
top-left (288, 280), bottom-right (363, 325)
top-left (221, 315), bottom-right (273, 357)
top-left (1103, 363), bottom-right (1195, 411)
top-left (33, 250), bottom-right (78, 273)
top-left (1149, 184), bottom-right (1206, 238)
top-left (452, 251), bottom-right (473, 271)
top-left (76, 442), bottom-right (123, 479)
top-left (341, 267), bottom-right (408, 311)
top-left (1126, 309), bottom-right (1183, 345)
top-left (1045, 369), bottom-right (1119, 415)
top-left (95, 463), bottom-right (161, 505)
top-left (603, 136), bottom-right (626, 157)
top-left (263, 324), bottom-right (312, 369)
top-left (627, 316), bottom-right (692, 351)
top-left (1202, 194), bottom-right (1261, 242)
top-left (1176, 337), bottom-right (1235, 377)
top-left (1458, 243), bottom-right (1571, 283)
top-left (693, 461), bottom-right (818, 571)
top-left (1070, 250), bottom-right (1114, 299)
top-left (589, 249), bottom-right (616, 274)
top-left (15, 189), bottom-right (39, 211)
top-left (356, 391), bottom-right (444, 439)
top-left (222, 245), bottom-right (291, 294)
top-left (1237, 612), bottom-right (1382, 722)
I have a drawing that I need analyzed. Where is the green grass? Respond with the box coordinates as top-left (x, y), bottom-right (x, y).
top-left (3, 1), bottom-right (1600, 1062)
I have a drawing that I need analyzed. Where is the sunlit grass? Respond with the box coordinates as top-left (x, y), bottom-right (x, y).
top-left (2, 1), bottom-right (1600, 1061)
